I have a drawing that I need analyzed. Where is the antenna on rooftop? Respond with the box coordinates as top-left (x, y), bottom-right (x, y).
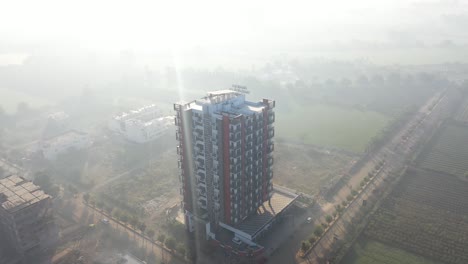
top-left (231, 84), bottom-right (250, 94)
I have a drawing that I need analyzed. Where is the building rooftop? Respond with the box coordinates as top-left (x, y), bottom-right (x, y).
top-left (115, 104), bottom-right (161, 122)
top-left (0, 175), bottom-right (50, 213)
top-left (42, 130), bottom-right (88, 148)
top-left (234, 187), bottom-right (298, 238)
top-left (176, 90), bottom-right (268, 115)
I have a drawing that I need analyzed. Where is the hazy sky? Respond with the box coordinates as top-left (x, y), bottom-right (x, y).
top-left (1, 0), bottom-right (468, 53)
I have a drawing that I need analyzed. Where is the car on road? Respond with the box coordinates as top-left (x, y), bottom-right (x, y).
top-left (306, 217), bottom-right (313, 223)
top-left (101, 218), bottom-right (109, 225)
top-left (232, 236), bottom-right (242, 245)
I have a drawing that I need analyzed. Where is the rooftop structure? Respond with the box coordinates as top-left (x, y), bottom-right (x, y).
top-left (230, 187), bottom-right (298, 241)
top-left (174, 89), bottom-right (276, 242)
top-left (0, 175), bottom-right (49, 213)
top-left (109, 104), bottom-right (173, 143)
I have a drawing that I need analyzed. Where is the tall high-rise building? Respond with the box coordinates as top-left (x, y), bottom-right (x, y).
top-left (174, 90), bottom-right (275, 238)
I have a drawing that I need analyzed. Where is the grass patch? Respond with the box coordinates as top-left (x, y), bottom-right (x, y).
top-left (276, 103), bottom-right (389, 153)
top-left (342, 238), bottom-right (440, 264)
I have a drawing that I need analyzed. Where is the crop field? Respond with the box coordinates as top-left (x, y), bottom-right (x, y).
top-left (363, 169), bottom-right (468, 264)
top-left (342, 239), bottom-right (440, 264)
top-left (455, 98), bottom-right (468, 123)
top-left (275, 103), bottom-right (389, 153)
top-left (418, 123), bottom-right (468, 177)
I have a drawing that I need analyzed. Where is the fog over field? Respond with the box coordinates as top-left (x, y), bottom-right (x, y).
top-left (1, 1), bottom-right (468, 264)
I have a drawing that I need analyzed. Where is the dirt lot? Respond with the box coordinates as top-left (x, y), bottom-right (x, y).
top-left (273, 141), bottom-right (357, 195)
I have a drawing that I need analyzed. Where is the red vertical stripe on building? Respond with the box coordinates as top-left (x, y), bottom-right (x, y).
top-left (222, 116), bottom-right (231, 224)
top-left (240, 116), bottom-right (245, 218)
top-left (262, 108), bottom-right (268, 201)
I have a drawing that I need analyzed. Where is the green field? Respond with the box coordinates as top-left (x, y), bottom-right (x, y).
top-left (342, 239), bottom-right (440, 264)
top-left (276, 104), bottom-right (389, 153)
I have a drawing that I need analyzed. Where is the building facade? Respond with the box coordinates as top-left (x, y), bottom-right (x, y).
top-left (174, 90), bottom-right (275, 238)
top-left (0, 175), bottom-right (56, 261)
top-left (109, 104), bottom-right (173, 143)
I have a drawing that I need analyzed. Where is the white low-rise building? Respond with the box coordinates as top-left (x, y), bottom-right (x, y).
top-left (108, 104), bottom-right (173, 143)
top-left (41, 130), bottom-right (92, 160)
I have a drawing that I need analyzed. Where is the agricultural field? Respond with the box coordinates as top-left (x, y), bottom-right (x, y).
top-left (273, 142), bottom-right (356, 195)
top-left (275, 103), bottom-right (389, 153)
top-left (342, 239), bottom-right (440, 264)
top-left (418, 122), bottom-right (468, 177)
top-left (0, 87), bottom-right (52, 113)
top-left (363, 169), bottom-right (468, 264)
top-left (454, 98), bottom-right (468, 123)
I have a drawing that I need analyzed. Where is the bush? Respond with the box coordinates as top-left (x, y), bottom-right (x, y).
top-left (333, 211), bottom-right (338, 218)
top-left (326, 215), bottom-right (333, 223)
top-left (314, 225), bottom-right (324, 236)
top-left (351, 189), bottom-right (358, 196)
top-left (335, 204), bottom-right (342, 212)
top-left (176, 243), bottom-right (186, 256)
top-left (342, 201), bottom-right (348, 207)
top-left (368, 172), bottom-right (374, 178)
top-left (360, 181), bottom-right (366, 187)
top-left (308, 236), bottom-right (316, 244)
top-left (321, 222), bottom-right (328, 229)
top-left (165, 237), bottom-right (176, 251)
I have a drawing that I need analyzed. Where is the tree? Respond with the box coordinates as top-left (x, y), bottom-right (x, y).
top-left (325, 215), bottom-right (333, 224)
top-left (33, 172), bottom-right (58, 197)
top-left (96, 201), bottom-right (104, 210)
top-left (147, 229), bottom-right (155, 251)
top-left (120, 214), bottom-right (129, 224)
top-left (157, 233), bottom-right (166, 243)
top-left (314, 225), bottom-right (324, 237)
top-left (139, 223), bottom-right (147, 247)
top-left (113, 210), bottom-right (121, 220)
top-left (147, 229), bottom-right (155, 239)
top-left (83, 193), bottom-right (90, 203)
top-left (165, 237), bottom-right (176, 251)
top-left (301, 241), bottom-right (311, 252)
top-left (139, 223), bottom-right (146, 234)
top-left (308, 236), bottom-right (316, 244)
top-left (129, 217), bottom-right (138, 229)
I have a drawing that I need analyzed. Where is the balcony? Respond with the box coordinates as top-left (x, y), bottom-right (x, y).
top-left (268, 128), bottom-right (274, 139)
top-left (197, 199), bottom-right (207, 209)
top-left (268, 112), bottom-right (275, 124)
top-left (267, 143), bottom-right (274, 153)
